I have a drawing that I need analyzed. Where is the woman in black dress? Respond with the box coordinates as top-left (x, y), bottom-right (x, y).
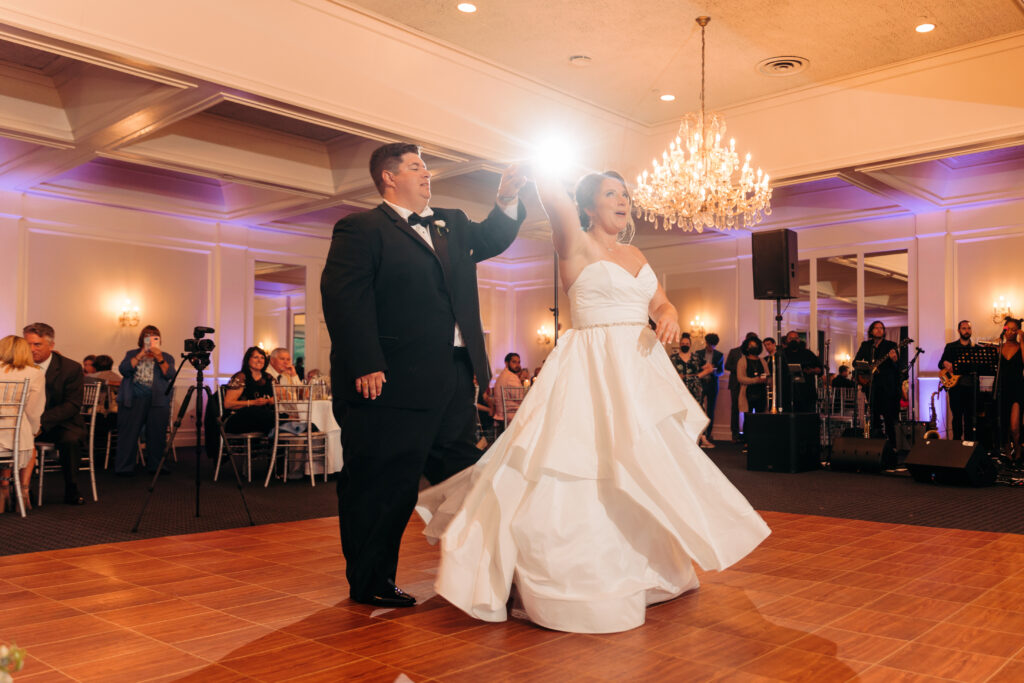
top-left (997, 317), bottom-right (1024, 468)
top-left (224, 347), bottom-right (276, 434)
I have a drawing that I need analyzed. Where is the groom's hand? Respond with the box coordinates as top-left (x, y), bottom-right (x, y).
top-left (496, 164), bottom-right (527, 208)
top-left (355, 371), bottom-right (386, 400)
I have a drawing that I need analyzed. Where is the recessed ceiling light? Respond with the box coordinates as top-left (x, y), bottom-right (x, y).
top-left (915, 22), bottom-right (935, 33)
top-left (568, 55), bottom-right (592, 68)
top-left (659, 94), bottom-right (676, 102)
top-left (457, 2), bottom-right (477, 13)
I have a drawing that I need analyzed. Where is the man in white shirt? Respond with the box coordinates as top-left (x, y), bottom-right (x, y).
top-left (267, 347), bottom-right (302, 385)
top-left (492, 352), bottom-right (523, 425)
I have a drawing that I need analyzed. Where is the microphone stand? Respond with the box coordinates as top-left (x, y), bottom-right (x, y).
top-left (907, 344), bottom-right (924, 447)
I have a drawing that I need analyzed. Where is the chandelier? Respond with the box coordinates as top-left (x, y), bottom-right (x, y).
top-left (634, 16), bottom-right (772, 232)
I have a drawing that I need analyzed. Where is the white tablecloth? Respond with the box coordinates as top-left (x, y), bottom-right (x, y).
top-left (310, 399), bottom-right (343, 473)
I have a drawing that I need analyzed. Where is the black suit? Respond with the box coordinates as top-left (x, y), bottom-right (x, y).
top-left (939, 340), bottom-right (974, 440)
top-left (855, 339), bottom-right (902, 445)
top-left (37, 352), bottom-right (85, 499)
top-left (695, 347), bottom-right (724, 438)
top-left (321, 201), bottom-right (523, 600)
top-left (724, 346), bottom-right (744, 439)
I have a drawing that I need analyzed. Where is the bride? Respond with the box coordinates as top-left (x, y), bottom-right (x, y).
top-left (416, 169), bottom-right (770, 634)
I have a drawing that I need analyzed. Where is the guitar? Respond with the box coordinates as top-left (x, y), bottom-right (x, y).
top-left (938, 366), bottom-right (960, 389)
top-left (855, 338), bottom-right (912, 386)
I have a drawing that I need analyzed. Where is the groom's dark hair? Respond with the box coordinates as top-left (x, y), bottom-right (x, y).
top-left (370, 142), bottom-right (421, 194)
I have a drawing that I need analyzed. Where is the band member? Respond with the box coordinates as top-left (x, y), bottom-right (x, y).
top-left (854, 320), bottom-right (902, 446)
top-left (939, 320), bottom-right (974, 440)
top-left (780, 331), bottom-right (822, 412)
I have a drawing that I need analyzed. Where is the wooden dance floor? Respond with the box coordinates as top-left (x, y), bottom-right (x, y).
top-left (3, 511), bottom-right (1024, 682)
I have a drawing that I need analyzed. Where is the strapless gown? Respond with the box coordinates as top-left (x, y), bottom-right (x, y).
top-left (416, 260), bottom-right (770, 633)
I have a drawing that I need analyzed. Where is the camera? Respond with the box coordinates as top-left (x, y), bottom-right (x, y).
top-left (182, 326), bottom-right (215, 370)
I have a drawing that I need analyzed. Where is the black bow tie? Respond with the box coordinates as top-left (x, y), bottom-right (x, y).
top-left (407, 213), bottom-right (430, 227)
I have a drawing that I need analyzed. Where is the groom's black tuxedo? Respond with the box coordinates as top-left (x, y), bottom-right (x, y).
top-left (322, 202), bottom-right (522, 408)
top-left (320, 199), bottom-right (524, 601)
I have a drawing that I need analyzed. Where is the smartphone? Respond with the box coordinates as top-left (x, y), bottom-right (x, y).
top-left (143, 336), bottom-right (152, 350)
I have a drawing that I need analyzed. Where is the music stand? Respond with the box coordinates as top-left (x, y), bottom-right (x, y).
top-left (955, 347), bottom-right (999, 449)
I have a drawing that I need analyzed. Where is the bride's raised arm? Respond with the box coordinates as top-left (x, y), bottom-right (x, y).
top-left (532, 171), bottom-right (586, 261)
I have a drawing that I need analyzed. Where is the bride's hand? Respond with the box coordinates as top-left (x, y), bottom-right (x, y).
top-left (654, 313), bottom-right (680, 345)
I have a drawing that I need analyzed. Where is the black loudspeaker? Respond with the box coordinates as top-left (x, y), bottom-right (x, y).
top-left (894, 421), bottom-right (929, 453)
top-left (905, 439), bottom-right (996, 486)
top-left (831, 437), bottom-right (895, 472)
top-left (751, 228), bottom-right (798, 300)
top-left (745, 412), bottom-right (820, 473)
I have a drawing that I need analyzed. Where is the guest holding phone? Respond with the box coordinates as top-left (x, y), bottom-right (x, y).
top-left (114, 325), bottom-right (175, 475)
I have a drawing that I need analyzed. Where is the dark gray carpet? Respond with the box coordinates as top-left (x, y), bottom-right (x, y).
top-left (4, 443), bottom-right (1022, 557)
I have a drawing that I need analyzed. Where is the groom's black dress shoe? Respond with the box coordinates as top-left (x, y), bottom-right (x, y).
top-left (352, 585), bottom-right (416, 608)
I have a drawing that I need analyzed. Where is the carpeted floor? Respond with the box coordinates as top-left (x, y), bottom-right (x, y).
top-left (4, 442), bottom-right (1022, 556)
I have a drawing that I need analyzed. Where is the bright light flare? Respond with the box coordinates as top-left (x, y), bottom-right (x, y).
top-left (457, 3), bottom-right (477, 13)
top-left (531, 134), bottom-right (576, 177)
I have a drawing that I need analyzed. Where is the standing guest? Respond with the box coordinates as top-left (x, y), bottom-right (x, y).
top-left (854, 321), bottom-right (902, 447)
top-left (736, 337), bottom-right (769, 417)
top-left (23, 323), bottom-right (86, 504)
top-left (996, 317), bottom-right (1023, 470)
top-left (694, 333), bottom-right (724, 443)
top-left (82, 355), bottom-right (96, 375)
top-left (725, 332), bottom-right (758, 443)
top-left (267, 347), bottom-right (302, 385)
top-left (115, 325), bottom-right (175, 476)
top-left (493, 352), bottom-right (524, 428)
top-left (670, 333), bottom-right (715, 448)
top-left (939, 320), bottom-right (975, 440)
top-left (320, 141), bottom-right (525, 607)
top-left (0, 335), bottom-right (45, 513)
top-left (223, 347), bottom-right (277, 435)
top-left (294, 356), bottom-right (305, 382)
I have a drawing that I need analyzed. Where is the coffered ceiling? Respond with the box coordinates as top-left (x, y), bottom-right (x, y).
top-left (344, 0), bottom-right (1024, 124)
top-left (0, 4), bottom-right (1023, 256)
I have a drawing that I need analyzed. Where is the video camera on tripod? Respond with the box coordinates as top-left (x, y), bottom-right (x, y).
top-left (182, 326), bottom-right (215, 370)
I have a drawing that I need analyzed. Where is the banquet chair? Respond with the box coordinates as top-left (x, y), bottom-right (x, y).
top-left (0, 379), bottom-right (31, 517)
top-left (500, 385), bottom-right (527, 430)
top-left (265, 383), bottom-right (327, 487)
top-left (37, 380), bottom-right (101, 505)
top-left (215, 384), bottom-right (269, 483)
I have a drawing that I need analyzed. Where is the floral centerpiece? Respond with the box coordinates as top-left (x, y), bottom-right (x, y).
top-left (1, 643), bottom-right (25, 683)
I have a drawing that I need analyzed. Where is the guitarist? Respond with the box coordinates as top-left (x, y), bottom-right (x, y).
top-left (854, 320), bottom-right (904, 447)
top-left (939, 320), bottom-right (974, 440)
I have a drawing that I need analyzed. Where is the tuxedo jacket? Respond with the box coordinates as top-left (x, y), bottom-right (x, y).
top-left (40, 351), bottom-right (85, 438)
top-left (321, 201), bottom-right (524, 409)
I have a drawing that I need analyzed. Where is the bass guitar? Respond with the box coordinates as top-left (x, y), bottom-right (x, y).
top-left (938, 366), bottom-right (960, 389)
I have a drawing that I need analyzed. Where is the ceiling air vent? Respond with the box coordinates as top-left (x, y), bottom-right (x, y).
top-left (756, 56), bottom-right (809, 76)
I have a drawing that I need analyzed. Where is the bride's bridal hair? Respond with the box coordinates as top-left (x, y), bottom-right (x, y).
top-left (573, 171), bottom-right (635, 245)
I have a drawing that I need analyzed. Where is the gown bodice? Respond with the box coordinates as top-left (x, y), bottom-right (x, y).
top-left (569, 261), bottom-right (656, 328)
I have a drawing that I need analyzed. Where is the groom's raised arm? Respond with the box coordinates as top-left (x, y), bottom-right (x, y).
top-left (320, 217), bottom-right (387, 383)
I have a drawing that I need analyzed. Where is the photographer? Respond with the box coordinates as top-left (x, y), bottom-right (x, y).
top-left (115, 325), bottom-right (175, 476)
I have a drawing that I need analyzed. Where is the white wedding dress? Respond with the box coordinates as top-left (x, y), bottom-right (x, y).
top-left (416, 260), bottom-right (770, 633)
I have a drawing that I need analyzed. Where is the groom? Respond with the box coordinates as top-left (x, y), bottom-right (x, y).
top-left (321, 142), bottom-right (526, 607)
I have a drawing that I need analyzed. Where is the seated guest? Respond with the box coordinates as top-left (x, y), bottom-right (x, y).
top-left (224, 346), bottom-right (276, 434)
top-left (831, 364), bottom-right (854, 388)
top-left (306, 369), bottom-right (322, 382)
top-left (492, 352), bottom-right (523, 428)
top-left (82, 355), bottom-right (96, 375)
top-left (267, 347), bottom-right (302, 385)
top-left (115, 325), bottom-right (175, 476)
top-left (736, 337), bottom-right (769, 416)
top-left (23, 322), bottom-right (86, 504)
top-left (87, 354), bottom-right (121, 450)
top-left (0, 335), bottom-right (45, 513)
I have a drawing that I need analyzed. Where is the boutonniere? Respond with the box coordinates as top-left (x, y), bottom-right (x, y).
top-left (433, 219), bottom-right (448, 236)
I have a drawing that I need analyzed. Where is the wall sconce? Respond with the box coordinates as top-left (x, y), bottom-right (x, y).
top-left (689, 315), bottom-right (706, 340)
top-left (537, 325), bottom-right (552, 346)
top-left (993, 296), bottom-right (1014, 324)
top-left (836, 352), bottom-right (851, 367)
top-left (118, 299), bottom-right (140, 327)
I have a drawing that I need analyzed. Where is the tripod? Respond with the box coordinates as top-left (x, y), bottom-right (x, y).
top-left (132, 346), bottom-right (254, 532)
